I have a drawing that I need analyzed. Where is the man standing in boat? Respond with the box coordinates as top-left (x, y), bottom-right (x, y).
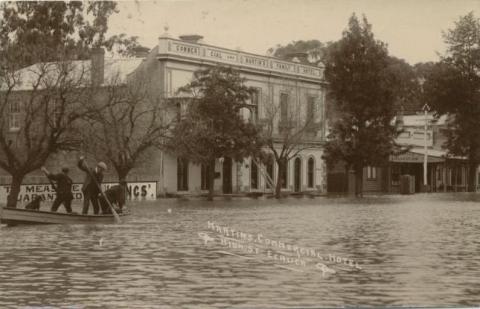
top-left (41, 166), bottom-right (74, 213)
top-left (99, 180), bottom-right (127, 214)
top-left (77, 156), bottom-right (107, 215)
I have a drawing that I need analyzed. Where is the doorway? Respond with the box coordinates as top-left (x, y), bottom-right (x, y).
top-left (222, 157), bottom-right (232, 194)
top-left (294, 157), bottom-right (301, 192)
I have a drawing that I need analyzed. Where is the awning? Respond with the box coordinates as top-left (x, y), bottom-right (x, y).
top-left (389, 148), bottom-right (465, 163)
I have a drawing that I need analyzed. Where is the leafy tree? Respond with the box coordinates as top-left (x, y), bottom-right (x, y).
top-left (0, 1), bottom-right (122, 208)
top-left (414, 62), bottom-right (436, 80)
top-left (267, 40), bottom-right (331, 64)
top-left (0, 1), bottom-right (119, 66)
top-left (387, 56), bottom-right (423, 114)
top-left (423, 12), bottom-right (480, 191)
top-left (104, 34), bottom-right (146, 58)
top-left (166, 66), bottom-right (264, 200)
top-left (269, 40), bottom-right (422, 114)
top-left (323, 14), bottom-right (400, 197)
top-left (0, 2), bottom-right (142, 64)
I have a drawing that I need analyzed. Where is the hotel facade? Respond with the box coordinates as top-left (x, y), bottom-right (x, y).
top-left (139, 33), bottom-right (327, 196)
top-left (0, 33), bottom-right (328, 201)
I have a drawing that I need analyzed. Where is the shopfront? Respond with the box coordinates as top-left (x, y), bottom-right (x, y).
top-left (387, 149), bottom-right (468, 193)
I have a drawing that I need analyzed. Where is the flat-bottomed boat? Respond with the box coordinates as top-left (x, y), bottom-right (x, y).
top-left (0, 207), bottom-right (128, 226)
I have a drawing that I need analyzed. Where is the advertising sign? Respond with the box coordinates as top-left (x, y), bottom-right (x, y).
top-left (0, 181), bottom-right (157, 204)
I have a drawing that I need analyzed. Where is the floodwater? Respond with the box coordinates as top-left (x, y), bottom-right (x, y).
top-left (1, 193), bottom-right (480, 308)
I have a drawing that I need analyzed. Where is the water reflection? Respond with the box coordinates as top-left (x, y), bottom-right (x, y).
top-left (1, 194), bottom-right (480, 307)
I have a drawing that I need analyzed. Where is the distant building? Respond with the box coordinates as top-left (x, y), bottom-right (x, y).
top-left (386, 114), bottom-right (470, 193)
top-left (327, 113), bottom-right (471, 194)
top-left (0, 50), bottom-right (148, 203)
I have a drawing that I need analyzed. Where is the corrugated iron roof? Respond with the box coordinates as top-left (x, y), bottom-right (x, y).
top-left (409, 147), bottom-right (466, 160)
top-left (2, 57), bottom-right (144, 91)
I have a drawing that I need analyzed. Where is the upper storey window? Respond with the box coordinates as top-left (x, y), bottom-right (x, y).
top-left (280, 93), bottom-right (288, 122)
top-left (9, 101), bottom-right (21, 132)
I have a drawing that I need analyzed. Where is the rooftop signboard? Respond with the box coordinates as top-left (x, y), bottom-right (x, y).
top-left (157, 37), bottom-right (324, 82)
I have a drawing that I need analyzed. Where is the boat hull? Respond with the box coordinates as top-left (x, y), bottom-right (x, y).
top-left (0, 207), bottom-right (128, 225)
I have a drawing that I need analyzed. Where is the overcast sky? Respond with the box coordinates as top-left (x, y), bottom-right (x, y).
top-left (108, 0), bottom-right (479, 64)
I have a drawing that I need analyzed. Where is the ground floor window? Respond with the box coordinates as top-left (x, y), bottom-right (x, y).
top-left (266, 156), bottom-right (274, 189)
top-left (307, 157), bottom-right (315, 188)
top-left (436, 167), bottom-right (442, 182)
top-left (177, 157), bottom-right (189, 191)
top-left (367, 166), bottom-right (377, 180)
top-left (279, 159), bottom-right (288, 189)
top-left (391, 165), bottom-right (400, 185)
top-left (455, 166), bottom-right (464, 185)
top-left (251, 159), bottom-right (258, 190)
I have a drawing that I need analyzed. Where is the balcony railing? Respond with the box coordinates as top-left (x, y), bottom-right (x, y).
top-left (278, 119), bottom-right (297, 132)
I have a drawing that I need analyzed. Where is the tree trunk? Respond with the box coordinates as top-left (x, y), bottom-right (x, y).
top-left (7, 174), bottom-right (24, 208)
top-left (117, 167), bottom-right (130, 182)
top-left (354, 164), bottom-right (363, 197)
top-left (207, 159), bottom-right (215, 201)
top-left (275, 160), bottom-right (284, 199)
top-left (468, 161), bottom-right (477, 192)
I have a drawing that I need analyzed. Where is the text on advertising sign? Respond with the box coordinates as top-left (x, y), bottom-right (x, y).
top-left (0, 181), bottom-right (157, 204)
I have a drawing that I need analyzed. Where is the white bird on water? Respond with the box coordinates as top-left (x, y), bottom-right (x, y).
top-left (198, 232), bottom-right (215, 245)
top-left (315, 263), bottom-right (336, 276)
top-left (99, 238), bottom-right (104, 247)
top-left (167, 208), bottom-right (172, 214)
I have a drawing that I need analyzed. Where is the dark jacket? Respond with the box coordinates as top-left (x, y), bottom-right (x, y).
top-left (47, 172), bottom-right (73, 197)
top-left (103, 184), bottom-right (126, 208)
top-left (78, 159), bottom-right (104, 193)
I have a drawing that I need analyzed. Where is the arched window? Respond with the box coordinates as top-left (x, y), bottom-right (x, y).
top-left (266, 155), bottom-right (274, 189)
top-left (308, 157), bottom-right (315, 188)
top-left (294, 157), bottom-right (302, 192)
top-left (279, 159), bottom-right (288, 189)
top-left (251, 159), bottom-right (259, 190)
top-left (177, 157), bottom-right (189, 191)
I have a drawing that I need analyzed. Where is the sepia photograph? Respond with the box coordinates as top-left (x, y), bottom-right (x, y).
top-left (1, 0), bottom-right (480, 308)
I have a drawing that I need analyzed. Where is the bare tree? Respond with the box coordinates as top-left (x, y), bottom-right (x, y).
top-left (0, 1), bottom-right (147, 208)
top-left (0, 59), bottom-right (92, 208)
top-left (82, 70), bottom-right (172, 181)
top-left (259, 87), bottom-right (323, 198)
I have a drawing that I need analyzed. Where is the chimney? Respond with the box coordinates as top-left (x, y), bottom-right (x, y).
top-left (284, 52), bottom-right (309, 64)
top-left (179, 34), bottom-right (204, 44)
top-left (91, 48), bottom-right (105, 86)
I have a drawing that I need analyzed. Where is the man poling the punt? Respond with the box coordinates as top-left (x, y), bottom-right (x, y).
top-left (41, 166), bottom-right (74, 214)
top-left (77, 155), bottom-right (107, 215)
top-left (77, 155), bottom-right (122, 223)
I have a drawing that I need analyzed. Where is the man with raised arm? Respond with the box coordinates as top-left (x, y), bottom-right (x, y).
top-left (77, 156), bottom-right (107, 215)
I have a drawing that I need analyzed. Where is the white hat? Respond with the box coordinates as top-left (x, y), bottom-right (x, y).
top-left (97, 162), bottom-right (107, 171)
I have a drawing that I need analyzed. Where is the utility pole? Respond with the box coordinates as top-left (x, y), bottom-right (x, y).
top-left (422, 103), bottom-right (430, 191)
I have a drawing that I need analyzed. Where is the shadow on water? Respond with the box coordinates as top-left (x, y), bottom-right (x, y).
top-left (1, 193), bottom-right (480, 307)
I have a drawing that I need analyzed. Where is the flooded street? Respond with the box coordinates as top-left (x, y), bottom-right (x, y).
top-left (1, 193), bottom-right (480, 308)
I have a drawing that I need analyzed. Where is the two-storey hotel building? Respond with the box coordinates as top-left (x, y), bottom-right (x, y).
top-left (136, 33), bottom-right (327, 196)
